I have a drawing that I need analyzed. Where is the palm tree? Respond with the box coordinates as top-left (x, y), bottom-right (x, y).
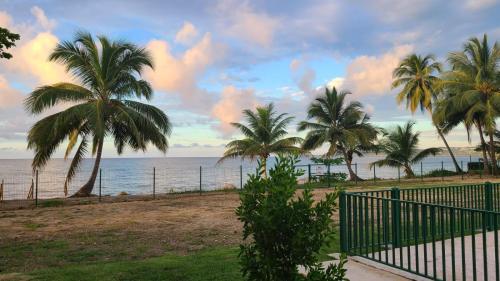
top-left (298, 87), bottom-right (378, 181)
top-left (444, 34), bottom-right (500, 175)
top-left (392, 54), bottom-right (462, 173)
top-left (25, 32), bottom-right (171, 197)
top-left (219, 103), bottom-right (302, 176)
top-left (371, 121), bottom-right (442, 177)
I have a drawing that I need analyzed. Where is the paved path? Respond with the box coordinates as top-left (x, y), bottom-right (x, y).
top-left (355, 231), bottom-right (499, 281)
top-left (300, 256), bottom-right (412, 280)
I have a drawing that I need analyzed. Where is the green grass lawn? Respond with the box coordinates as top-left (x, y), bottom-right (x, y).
top-left (1, 232), bottom-right (340, 281)
top-left (27, 247), bottom-right (242, 281)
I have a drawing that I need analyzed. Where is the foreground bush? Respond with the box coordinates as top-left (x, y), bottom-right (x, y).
top-left (236, 156), bottom-right (348, 281)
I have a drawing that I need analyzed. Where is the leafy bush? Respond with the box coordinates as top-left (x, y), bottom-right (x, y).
top-left (310, 157), bottom-right (348, 184)
top-left (312, 173), bottom-right (348, 183)
top-left (424, 169), bottom-right (458, 177)
top-left (236, 155), bottom-right (348, 281)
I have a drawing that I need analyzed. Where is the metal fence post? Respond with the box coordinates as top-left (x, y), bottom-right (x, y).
top-left (339, 191), bottom-right (348, 252)
top-left (461, 161), bottom-right (464, 180)
top-left (354, 163), bottom-right (358, 185)
top-left (308, 164), bottom-right (311, 183)
top-left (485, 182), bottom-right (494, 230)
top-left (153, 167), bottom-right (156, 199)
top-left (391, 187), bottom-right (401, 248)
top-left (327, 164), bottom-right (331, 188)
top-left (99, 168), bottom-right (102, 202)
top-left (398, 166), bottom-right (401, 183)
top-left (421, 162), bottom-right (423, 182)
top-left (441, 161), bottom-right (444, 181)
top-left (0, 179), bottom-right (3, 202)
top-left (240, 165), bottom-right (243, 189)
top-left (35, 170), bottom-right (38, 207)
top-left (199, 166), bottom-right (202, 195)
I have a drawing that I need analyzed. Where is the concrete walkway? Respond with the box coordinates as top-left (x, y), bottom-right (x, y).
top-left (299, 254), bottom-right (413, 280)
top-left (355, 231), bottom-right (499, 281)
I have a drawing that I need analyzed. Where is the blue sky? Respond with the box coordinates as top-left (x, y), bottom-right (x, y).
top-left (0, 0), bottom-right (499, 158)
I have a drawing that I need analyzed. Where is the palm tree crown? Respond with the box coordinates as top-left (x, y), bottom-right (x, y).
top-left (443, 34), bottom-right (500, 174)
top-left (371, 121), bottom-right (441, 177)
top-left (219, 103), bottom-right (302, 176)
top-left (25, 31), bottom-right (171, 196)
top-left (393, 54), bottom-right (442, 113)
top-left (392, 53), bottom-right (463, 173)
top-left (298, 87), bottom-right (378, 180)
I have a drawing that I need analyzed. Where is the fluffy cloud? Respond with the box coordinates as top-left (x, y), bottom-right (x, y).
top-left (6, 32), bottom-right (71, 85)
top-left (214, 0), bottom-right (280, 48)
top-left (145, 32), bottom-right (225, 113)
top-left (343, 44), bottom-right (413, 96)
top-left (30, 6), bottom-right (56, 30)
top-left (1, 7), bottom-right (71, 86)
top-left (175, 21), bottom-right (198, 45)
top-left (211, 86), bottom-right (258, 135)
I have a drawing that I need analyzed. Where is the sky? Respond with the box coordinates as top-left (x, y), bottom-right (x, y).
top-left (0, 0), bottom-right (499, 158)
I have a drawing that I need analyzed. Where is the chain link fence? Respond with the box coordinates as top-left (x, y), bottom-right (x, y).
top-left (0, 157), bottom-right (498, 209)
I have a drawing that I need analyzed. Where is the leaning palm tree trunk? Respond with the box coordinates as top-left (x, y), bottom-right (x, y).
top-left (490, 132), bottom-right (497, 175)
top-left (404, 164), bottom-right (415, 178)
top-left (477, 123), bottom-right (491, 175)
top-left (72, 140), bottom-right (103, 197)
top-left (436, 126), bottom-right (462, 172)
top-left (341, 150), bottom-right (363, 181)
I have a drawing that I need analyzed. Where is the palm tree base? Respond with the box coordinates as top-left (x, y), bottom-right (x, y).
top-left (70, 183), bottom-right (94, 197)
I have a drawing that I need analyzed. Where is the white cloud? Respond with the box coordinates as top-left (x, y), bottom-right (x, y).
top-left (326, 77), bottom-right (345, 90)
top-left (145, 33), bottom-right (226, 113)
top-left (175, 21), bottom-right (199, 45)
top-left (211, 86), bottom-right (258, 135)
top-left (5, 32), bottom-right (72, 85)
top-left (343, 44), bottom-right (414, 96)
top-left (1, 7), bottom-right (71, 86)
top-left (215, 0), bottom-right (280, 48)
top-left (30, 6), bottom-right (56, 30)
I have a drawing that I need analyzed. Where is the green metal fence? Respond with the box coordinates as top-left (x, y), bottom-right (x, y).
top-left (339, 182), bottom-right (500, 281)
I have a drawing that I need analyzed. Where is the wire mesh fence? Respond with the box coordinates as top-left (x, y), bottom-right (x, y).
top-left (0, 157), bottom-right (498, 209)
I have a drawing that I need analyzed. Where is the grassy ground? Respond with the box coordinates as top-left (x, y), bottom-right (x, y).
top-left (0, 177), bottom-right (497, 280)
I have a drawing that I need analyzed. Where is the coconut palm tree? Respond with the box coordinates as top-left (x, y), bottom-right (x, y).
top-left (219, 103), bottom-right (302, 176)
top-left (444, 34), bottom-right (500, 175)
top-left (25, 32), bottom-right (171, 197)
top-left (392, 53), bottom-right (462, 172)
top-left (370, 121), bottom-right (442, 177)
top-left (298, 87), bottom-right (378, 181)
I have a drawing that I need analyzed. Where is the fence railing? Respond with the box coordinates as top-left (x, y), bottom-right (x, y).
top-left (339, 182), bottom-right (500, 281)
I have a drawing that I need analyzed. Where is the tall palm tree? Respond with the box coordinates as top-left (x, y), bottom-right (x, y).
top-left (392, 54), bottom-right (462, 172)
top-left (219, 103), bottom-right (302, 176)
top-left (444, 34), bottom-right (500, 175)
top-left (371, 121), bottom-right (441, 177)
top-left (25, 32), bottom-right (171, 197)
top-left (298, 87), bottom-right (378, 181)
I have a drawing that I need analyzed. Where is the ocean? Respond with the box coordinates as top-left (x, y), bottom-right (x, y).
top-left (0, 155), bottom-right (482, 200)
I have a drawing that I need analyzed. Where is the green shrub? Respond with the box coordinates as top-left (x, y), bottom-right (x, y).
top-left (312, 173), bottom-right (348, 183)
top-left (424, 169), bottom-right (457, 177)
top-left (236, 155), bottom-right (348, 281)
